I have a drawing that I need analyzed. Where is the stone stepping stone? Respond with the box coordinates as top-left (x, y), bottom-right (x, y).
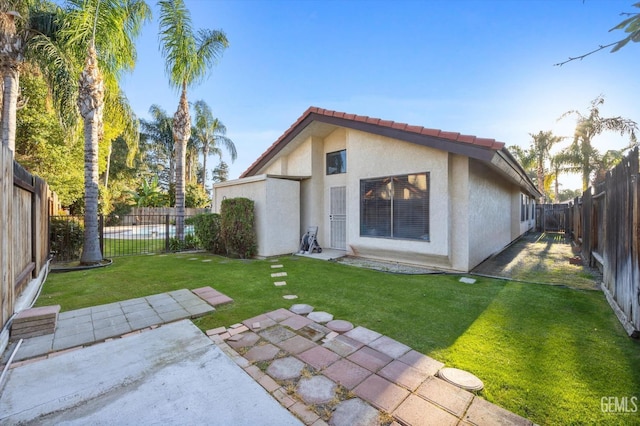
top-left (270, 264), bottom-right (284, 268)
top-left (326, 319), bottom-right (354, 333)
top-left (244, 343), bottom-right (280, 362)
top-left (274, 281), bottom-right (287, 286)
top-left (296, 375), bottom-right (336, 405)
top-left (266, 356), bottom-right (305, 381)
top-left (330, 398), bottom-right (379, 426)
top-left (283, 295), bottom-right (298, 300)
top-left (271, 272), bottom-right (287, 278)
top-left (259, 325), bottom-right (297, 344)
top-left (307, 311), bottom-right (333, 323)
top-left (188, 258), bottom-right (199, 261)
top-left (201, 259), bottom-right (212, 262)
top-left (459, 277), bottom-right (476, 284)
top-left (438, 367), bottom-right (484, 391)
top-left (289, 304), bottom-right (314, 315)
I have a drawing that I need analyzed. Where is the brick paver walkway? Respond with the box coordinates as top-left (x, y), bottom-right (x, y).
top-left (208, 305), bottom-right (533, 426)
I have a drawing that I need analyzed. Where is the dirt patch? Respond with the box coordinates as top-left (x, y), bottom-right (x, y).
top-left (472, 232), bottom-right (601, 290)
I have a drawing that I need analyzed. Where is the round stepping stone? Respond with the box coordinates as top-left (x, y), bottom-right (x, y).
top-left (438, 367), bottom-right (484, 391)
top-left (290, 304), bottom-right (314, 315)
top-left (266, 356), bottom-right (305, 381)
top-left (326, 319), bottom-right (354, 333)
top-left (330, 398), bottom-right (379, 426)
top-left (307, 311), bottom-right (333, 324)
top-left (296, 375), bottom-right (336, 405)
top-left (283, 295), bottom-right (298, 300)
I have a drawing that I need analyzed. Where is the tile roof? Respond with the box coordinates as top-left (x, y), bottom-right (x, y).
top-left (241, 106), bottom-right (506, 178)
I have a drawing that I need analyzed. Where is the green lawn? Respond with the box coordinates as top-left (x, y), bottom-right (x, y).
top-left (38, 253), bottom-right (640, 425)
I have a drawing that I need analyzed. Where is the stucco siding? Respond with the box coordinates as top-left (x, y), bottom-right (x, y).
top-left (468, 160), bottom-right (514, 269)
top-left (345, 130), bottom-right (451, 266)
top-left (213, 176), bottom-right (300, 257)
top-left (448, 155), bottom-right (470, 271)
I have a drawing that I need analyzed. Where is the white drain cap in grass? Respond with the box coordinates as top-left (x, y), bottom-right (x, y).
top-left (438, 367), bottom-right (484, 391)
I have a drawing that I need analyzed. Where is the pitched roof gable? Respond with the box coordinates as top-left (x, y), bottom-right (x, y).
top-left (240, 107), bottom-right (508, 179)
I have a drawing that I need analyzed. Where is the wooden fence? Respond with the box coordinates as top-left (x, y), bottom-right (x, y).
top-left (0, 144), bottom-right (56, 343)
top-left (567, 147), bottom-right (640, 337)
top-left (117, 207), bottom-right (209, 225)
top-left (535, 203), bottom-right (569, 232)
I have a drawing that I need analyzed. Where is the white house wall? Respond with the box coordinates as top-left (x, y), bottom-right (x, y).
top-left (213, 176), bottom-right (300, 257)
top-left (448, 155), bottom-right (470, 271)
top-left (345, 129), bottom-right (452, 267)
top-left (467, 160), bottom-right (514, 269)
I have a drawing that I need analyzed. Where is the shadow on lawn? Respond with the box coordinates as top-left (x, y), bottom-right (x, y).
top-left (438, 282), bottom-right (640, 424)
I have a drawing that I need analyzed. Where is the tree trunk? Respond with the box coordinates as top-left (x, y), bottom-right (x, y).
top-left (78, 45), bottom-right (105, 265)
top-left (103, 142), bottom-right (112, 189)
top-left (536, 162), bottom-right (544, 202)
top-left (0, 11), bottom-right (23, 154)
top-left (201, 144), bottom-right (208, 189)
top-left (1, 70), bottom-right (18, 152)
top-left (173, 86), bottom-right (191, 242)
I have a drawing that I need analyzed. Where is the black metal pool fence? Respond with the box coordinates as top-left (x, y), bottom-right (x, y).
top-left (49, 214), bottom-right (200, 262)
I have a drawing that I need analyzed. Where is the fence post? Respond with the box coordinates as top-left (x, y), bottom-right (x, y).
top-left (165, 214), bottom-right (170, 252)
top-left (99, 214), bottom-right (104, 259)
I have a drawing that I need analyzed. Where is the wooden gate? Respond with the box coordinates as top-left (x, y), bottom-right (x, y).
top-left (535, 203), bottom-right (569, 232)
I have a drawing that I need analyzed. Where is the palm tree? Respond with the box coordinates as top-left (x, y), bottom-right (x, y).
top-left (158, 0), bottom-right (228, 240)
top-left (549, 151), bottom-right (575, 202)
top-left (192, 99), bottom-right (236, 190)
top-left (140, 104), bottom-right (175, 188)
top-left (559, 95), bottom-right (637, 191)
top-left (0, 0), bottom-right (31, 152)
top-left (508, 144), bottom-right (536, 181)
top-left (528, 131), bottom-right (564, 202)
top-left (61, 0), bottom-right (150, 264)
top-left (77, 41), bottom-right (105, 264)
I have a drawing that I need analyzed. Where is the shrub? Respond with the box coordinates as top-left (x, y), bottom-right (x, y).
top-left (50, 217), bottom-right (84, 261)
top-left (168, 233), bottom-right (199, 252)
top-left (220, 198), bottom-right (257, 259)
top-left (191, 213), bottom-right (223, 253)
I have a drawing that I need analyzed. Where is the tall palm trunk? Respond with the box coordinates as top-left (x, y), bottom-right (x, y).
top-left (0, 11), bottom-right (23, 153)
top-left (78, 44), bottom-right (105, 264)
top-left (201, 143), bottom-right (208, 189)
top-left (173, 85), bottom-right (190, 241)
top-left (536, 162), bottom-right (544, 202)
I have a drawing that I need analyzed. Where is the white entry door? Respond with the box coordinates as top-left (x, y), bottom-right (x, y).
top-left (330, 186), bottom-right (346, 249)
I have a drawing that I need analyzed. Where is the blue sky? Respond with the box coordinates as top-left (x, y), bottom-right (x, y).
top-left (119, 0), bottom-right (640, 190)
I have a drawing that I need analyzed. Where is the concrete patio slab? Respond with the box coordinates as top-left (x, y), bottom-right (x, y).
top-left (464, 395), bottom-right (533, 425)
top-left (417, 376), bottom-right (474, 417)
top-left (330, 398), bottom-right (380, 426)
top-left (297, 346), bottom-right (340, 370)
top-left (344, 326), bottom-right (382, 345)
top-left (347, 346), bottom-right (393, 372)
top-left (393, 394), bottom-right (458, 426)
top-left (353, 374), bottom-right (410, 412)
top-left (322, 358), bottom-right (372, 390)
top-left (398, 350), bottom-right (444, 376)
top-left (368, 335), bottom-right (411, 359)
top-left (0, 320), bottom-right (301, 426)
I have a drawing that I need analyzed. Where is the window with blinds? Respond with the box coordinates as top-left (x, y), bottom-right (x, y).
top-left (360, 172), bottom-right (430, 241)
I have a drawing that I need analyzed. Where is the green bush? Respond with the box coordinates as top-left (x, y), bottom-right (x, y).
top-left (191, 213), bottom-right (224, 253)
top-left (168, 233), bottom-right (199, 252)
top-left (50, 217), bottom-right (84, 261)
top-left (220, 198), bottom-right (257, 259)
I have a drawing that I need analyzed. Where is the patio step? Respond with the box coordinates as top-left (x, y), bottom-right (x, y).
top-left (11, 305), bottom-right (60, 340)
